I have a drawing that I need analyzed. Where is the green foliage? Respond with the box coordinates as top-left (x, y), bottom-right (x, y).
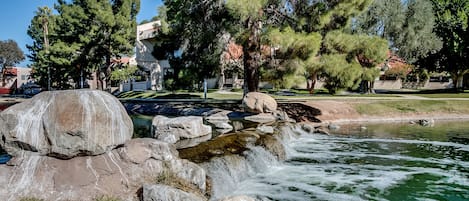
top-left (324, 31), bottom-right (388, 65)
top-left (318, 54), bottom-right (362, 94)
top-left (0, 39), bottom-right (25, 69)
top-left (266, 27), bottom-right (321, 60)
top-left (28, 0), bottom-right (140, 90)
top-left (290, 0), bottom-right (372, 33)
top-left (159, 0), bottom-right (383, 93)
top-left (353, 0), bottom-right (442, 63)
top-left (154, 0), bottom-right (230, 89)
top-left (225, 0), bottom-right (267, 21)
top-left (319, 31), bottom-right (388, 93)
top-left (261, 59), bottom-right (306, 89)
top-left (110, 65), bottom-right (137, 82)
top-left (419, 0), bottom-right (469, 89)
top-left (262, 27), bottom-right (321, 88)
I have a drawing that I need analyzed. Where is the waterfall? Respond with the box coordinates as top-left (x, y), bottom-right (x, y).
top-left (202, 124), bottom-right (301, 200)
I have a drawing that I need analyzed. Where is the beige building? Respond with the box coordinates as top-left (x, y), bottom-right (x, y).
top-left (135, 21), bottom-right (170, 91)
top-left (0, 67), bottom-right (34, 94)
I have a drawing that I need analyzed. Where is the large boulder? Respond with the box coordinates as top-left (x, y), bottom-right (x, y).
top-left (0, 90), bottom-right (133, 159)
top-left (152, 115), bottom-right (212, 144)
top-left (142, 184), bottom-right (207, 201)
top-left (242, 92), bottom-right (277, 113)
top-left (0, 138), bottom-right (208, 201)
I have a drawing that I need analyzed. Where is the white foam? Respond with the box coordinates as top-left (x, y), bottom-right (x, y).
top-left (207, 125), bottom-right (469, 201)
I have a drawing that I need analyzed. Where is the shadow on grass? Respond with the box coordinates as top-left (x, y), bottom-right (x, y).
top-left (117, 91), bottom-right (201, 99)
top-left (156, 93), bottom-right (201, 99)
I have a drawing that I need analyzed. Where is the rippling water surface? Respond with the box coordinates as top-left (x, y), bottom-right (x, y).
top-left (229, 122), bottom-right (469, 201)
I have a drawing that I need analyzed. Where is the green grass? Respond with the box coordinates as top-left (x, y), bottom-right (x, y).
top-left (413, 93), bottom-right (469, 98)
top-left (353, 100), bottom-right (469, 115)
top-left (116, 89), bottom-right (468, 101)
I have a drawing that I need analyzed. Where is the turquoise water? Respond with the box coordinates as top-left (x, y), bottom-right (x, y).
top-left (228, 122), bottom-right (469, 201)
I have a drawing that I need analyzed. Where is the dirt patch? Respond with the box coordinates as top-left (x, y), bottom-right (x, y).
top-left (301, 101), bottom-right (361, 122)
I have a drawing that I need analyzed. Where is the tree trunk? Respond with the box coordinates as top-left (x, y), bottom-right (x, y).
top-left (451, 72), bottom-right (465, 91)
top-left (243, 18), bottom-right (262, 93)
top-left (233, 72), bottom-right (240, 89)
top-left (218, 65), bottom-right (225, 90)
top-left (308, 72), bottom-right (318, 94)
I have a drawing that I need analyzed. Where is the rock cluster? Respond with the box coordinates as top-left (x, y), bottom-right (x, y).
top-left (0, 139), bottom-right (208, 201)
top-left (0, 90), bottom-right (208, 201)
top-left (0, 90), bottom-right (293, 201)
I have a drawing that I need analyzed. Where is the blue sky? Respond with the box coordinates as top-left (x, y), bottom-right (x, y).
top-left (0, 0), bottom-right (163, 67)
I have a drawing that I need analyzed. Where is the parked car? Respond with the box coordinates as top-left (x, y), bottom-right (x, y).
top-left (22, 83), bottom-right (43, 96)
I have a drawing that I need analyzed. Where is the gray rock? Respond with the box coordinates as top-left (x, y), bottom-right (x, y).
top-left (273, 110), bottom-right (295, 122)
top-left (256, 125), bottom-right (274, 134)
top-left (205, 110), bottom-right (234, 134)
top-left (232, 121), bottom-right (244, 132)
top-left (143, 184), bottom-right (207, 201)
top-left (175, 134), bottom-right (213, 149)
top-left (205, 110), bottom-right (231, 122)
top-left (419, 119), bottom-right (435, 127)
top-left (244, 113), bottom-right (276, 124)
top-left (118, 138), bottom-right (178, 163)
top-left (301, 123), bottom-right (315, 133)
top-left (315, 128), bottom-right (330, 135)
top-left (152, 115), bottom-right (212, 144)
top-left (0, 90), bottom-right (133, 159)
top-left (242, 92), bottom-right (277, 113)
top-left (0, 138), bottom-right (207, 201)
top-left (328, 124), bottom-right (340, 130)
top-left (168, 159), bottom-right (207, 193)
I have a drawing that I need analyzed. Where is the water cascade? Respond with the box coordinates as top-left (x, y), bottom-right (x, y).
top-left (204, 122), bottom-right (469, 201)
top-left (202, 124), bottom-right (305, 200)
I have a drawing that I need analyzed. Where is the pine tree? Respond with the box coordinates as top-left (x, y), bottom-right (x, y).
top-left (159, 0), bottom-right (387, 94)
top-left (28, 0), bottom-right (140, 90)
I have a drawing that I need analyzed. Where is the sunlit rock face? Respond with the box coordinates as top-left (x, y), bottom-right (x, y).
top-left (0, 138), bottom-right (208, 201)
top-left (142, 184), bottom-right (207, 201)
top-left (152, 115), bottom-right (212, 144)
top-left (0, 90), bottom-right (133, 159)
top-left (242, 92), bottom-right (277, 114)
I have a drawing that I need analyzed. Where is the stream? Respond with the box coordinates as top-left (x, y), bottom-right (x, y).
top-left (206, 121), bottom-right (469, 201)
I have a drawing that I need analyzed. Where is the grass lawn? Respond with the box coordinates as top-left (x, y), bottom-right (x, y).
top-left (352, 100), bottom-right (469, 115)
top-left (116, 88), bottom-right (469, 101)
top-left (413, 92), bottom-right (469, 98)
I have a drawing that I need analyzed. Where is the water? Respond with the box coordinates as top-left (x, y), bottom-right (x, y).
top-left (210, 122), bottom-right (469, 201)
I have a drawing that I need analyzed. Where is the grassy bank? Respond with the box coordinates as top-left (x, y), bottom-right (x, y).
top-left (351, 100), bottom-right (469, 116)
